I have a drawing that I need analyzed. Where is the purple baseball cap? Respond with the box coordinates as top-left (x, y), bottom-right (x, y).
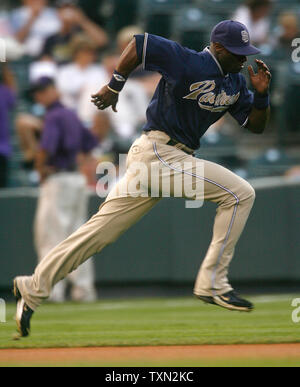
top-left (211, 20), bottom-right (260, 56)
top-left (29, 77), bottom-right (55, 94)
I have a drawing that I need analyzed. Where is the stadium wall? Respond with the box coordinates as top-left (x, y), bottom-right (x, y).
top-left (0, 180), bottom-right (299, 291)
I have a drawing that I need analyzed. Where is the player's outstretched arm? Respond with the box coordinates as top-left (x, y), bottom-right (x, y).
top-left (91, 38), bottom-right (141, 112)
top-left (246, 59), bottom-right (271, 134)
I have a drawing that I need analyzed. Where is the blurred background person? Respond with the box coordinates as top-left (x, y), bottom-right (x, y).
top-left (0, 7), bottom-right (25, 61)
top-left (11, 0), bottom-right (61, 58)
top-left (29, 76), bottom-right (98, 302)
top-left (91, 111), bottom-right (120, 164)
top-left (28, 0), bottom-right (108, 81)
top-left (16, 35), bottom-right (106, 182)
top-left (16, 110), bottom-right (43, 180)
top-left (79, 49), bottom-right (149, 140)
top-left (56, 34), bottom-right (107, 127)
top-left (0, 64), bottom-right (17, 188)
top-left (116, 25), bottom-right (143, 54)
top-left (80, 111), bottom-right (123, 188)
top-left (42, 0), bottom-right (108, 65)
top-left (101, 50), bottom-right (148, 140)
top-left (271, 11), bottom-right (300, 59)
top-left (233, 0), bottom-right (273, 46)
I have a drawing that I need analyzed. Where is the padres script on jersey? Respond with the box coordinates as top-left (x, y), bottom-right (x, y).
top-left (135, 33), bottom-right (254, 150)
top-left (183, 80), bottom-right (240, 112)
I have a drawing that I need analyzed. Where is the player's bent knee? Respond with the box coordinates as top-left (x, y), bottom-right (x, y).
top-left (241, 182), bottom-right (256, 204)
top-left (221, 181), bottom-right (255, 208)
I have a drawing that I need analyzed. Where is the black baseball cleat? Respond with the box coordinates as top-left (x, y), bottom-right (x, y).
top-left (13, 279), bottom-right (34, 338)
top-left (197, 290), bottom-right (254, 312)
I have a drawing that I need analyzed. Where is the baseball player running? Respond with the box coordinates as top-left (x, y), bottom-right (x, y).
top-left (14, 20), bottom-right (271, 338)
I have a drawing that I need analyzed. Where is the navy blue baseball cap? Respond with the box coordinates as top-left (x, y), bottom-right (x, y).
top-left (28, 77), bottom-right (55, 94)
top-left (211, 20), bottom-right (261, 56)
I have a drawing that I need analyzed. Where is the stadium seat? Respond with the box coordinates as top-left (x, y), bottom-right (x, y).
top-left (101, 0), bottom-right (140, 34)
top-left (172, 7), bottom-right (218, 51)
top-left (272, 0), bottom-right (300, 13)
top-left (246, 148), bottom-right (298, 178)
top-left (140, 0), bottom-right (193, 14)
top-left (78, 0), bottom-right (106, 28)
top-left (10, 58), bottom-right (31, 96)
top-left (281, 63), bottom-right (300, 140)
top-left (194, 0), bottom-right (242, 19)
top-left (195, 132), bottom-right (244, 171)
top-left (139, 0), bottom-right (194, 38)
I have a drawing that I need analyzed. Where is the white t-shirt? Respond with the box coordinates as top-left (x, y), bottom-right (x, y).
top-left (79, 75), bottom-right (149, 137)
top-left (10, 6), bottom-right (61, 57)
top-left (232, 6), bottom-right (270, 45)
top-left (107, 79), bottom-right (149, 139)
top-left (0, 11), bottom-right (25, 60)
top-left (57, 63), bottom-right (107, 124)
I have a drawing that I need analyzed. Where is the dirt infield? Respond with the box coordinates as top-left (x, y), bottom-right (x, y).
top-left (1, 343), bottom-right (300, 364)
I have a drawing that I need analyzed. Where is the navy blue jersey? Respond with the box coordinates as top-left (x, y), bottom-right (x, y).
top-left (135, 33), bottom-right (254, 150)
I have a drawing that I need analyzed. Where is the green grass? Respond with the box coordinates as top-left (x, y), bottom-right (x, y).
top-left (1, 359), bottom-right (300, 367)
top-left (0, 294), bottom-right (299, 349)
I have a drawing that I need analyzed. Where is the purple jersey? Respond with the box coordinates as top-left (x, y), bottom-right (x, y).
top-left (135, 33), bottom-right (254, 150)
top-left (41, 101), bottom-right (98, 170)
top-left (0, 85), bottom-right (16, 157)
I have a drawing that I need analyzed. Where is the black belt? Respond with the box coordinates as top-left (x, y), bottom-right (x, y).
top-left (54, 167), bottom-right (77, 173)
top-left (144, 130), bottom-right (195, 155)
top-left (166, 138), bottom-right (194, 153)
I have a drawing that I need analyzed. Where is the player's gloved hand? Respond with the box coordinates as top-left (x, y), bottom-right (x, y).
top-left (91, 86), bottom-right (118, 112)
top-left (248, 59), bottom-right (271, 95)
